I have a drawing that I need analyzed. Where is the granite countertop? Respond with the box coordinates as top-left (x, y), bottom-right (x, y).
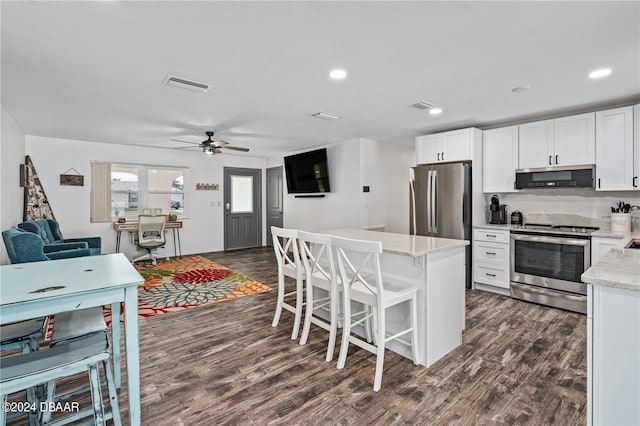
top-left (474, 224), bottom-right (513, 231)
top-left (582, 233), bottom-right (640, 291)
top-left (324, 229), bottom-right (469, 258)
top-left (591, 229), bottom-right (631, 238)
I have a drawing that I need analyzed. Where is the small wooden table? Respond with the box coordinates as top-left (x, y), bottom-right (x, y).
top-left (114, 220), bottom-right (183, 258)
top-left (0, 254), bottom-right (144, 425)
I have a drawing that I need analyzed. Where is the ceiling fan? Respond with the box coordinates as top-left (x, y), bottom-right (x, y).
top-left (172, 131), bottom-right (250, 155)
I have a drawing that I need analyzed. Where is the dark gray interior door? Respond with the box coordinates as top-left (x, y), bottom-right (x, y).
top-left (224, 167), bottom-right (262, 250)
top-left (266, 166), bottom-right (284, 246)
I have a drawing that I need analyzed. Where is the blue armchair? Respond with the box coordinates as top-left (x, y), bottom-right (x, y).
top-left (18, 219), bottom-right (101, 256)
top-left (2, 229), bottom-right (92, 264)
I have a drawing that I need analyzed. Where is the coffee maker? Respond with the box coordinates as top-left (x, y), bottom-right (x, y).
top-left (489, 195), bottom-right (507, 224)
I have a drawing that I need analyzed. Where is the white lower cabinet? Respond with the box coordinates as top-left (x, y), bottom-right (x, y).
top-left (473, 228), bottom-right (510, 295)
top-left (588, 284), bottom-right (640, 425)
top-left (591, 236), bottom-right (622, 263)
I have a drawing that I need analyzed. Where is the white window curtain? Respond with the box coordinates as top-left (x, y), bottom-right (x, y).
top-left (90, 162), bottom-right (112, 223)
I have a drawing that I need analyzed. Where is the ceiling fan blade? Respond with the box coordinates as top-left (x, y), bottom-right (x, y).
top-left (222, 146), bottom-right (250, 152)
top-left (170, 138), bottom-right (201, 145)
top-left (173, 146), bottom-right (199, 150)
top-left (213, 140), bottom-right (230, 146)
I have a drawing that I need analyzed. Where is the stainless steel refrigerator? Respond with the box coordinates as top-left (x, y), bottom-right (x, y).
top-left (410, 162), bottom-right (472, 288)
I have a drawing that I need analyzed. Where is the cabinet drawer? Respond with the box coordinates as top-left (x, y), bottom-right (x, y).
top-left (473, 228), bottom-right (509, 243)
top-left (474, 241), bottom-right (507, 263)
top-left (474, 263), bottom-right (509, 289)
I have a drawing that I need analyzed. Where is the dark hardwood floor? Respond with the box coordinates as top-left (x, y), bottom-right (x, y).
top-left (7, 247), bottom-right (587, 425)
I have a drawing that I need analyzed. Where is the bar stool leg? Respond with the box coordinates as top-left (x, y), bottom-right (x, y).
top-left (103, 359), bottom-right (122, 426)
top-left (88, 364), bottom-right (106, 426)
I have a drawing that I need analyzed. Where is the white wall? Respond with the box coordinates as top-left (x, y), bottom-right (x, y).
top-left (359, 138), bottom-right (413, 233)
top-left (282, 138), bottom-right (413, 233)
top-left (1, 106), bottom-right (26, 264)
top-left (25, 136), bottom-right (267, 259)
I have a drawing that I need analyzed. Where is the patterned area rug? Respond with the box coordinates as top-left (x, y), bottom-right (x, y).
top-left (92, 255), bottom-right (269, 326)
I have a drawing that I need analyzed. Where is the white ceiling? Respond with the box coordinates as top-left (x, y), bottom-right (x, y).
top-left (2, 1), bottom-right (639, 158)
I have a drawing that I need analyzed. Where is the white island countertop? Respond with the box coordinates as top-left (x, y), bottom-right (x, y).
top-left (582, 233), bottom-right (640, 291)
top-left (324, 229), bottom-right (469, 258)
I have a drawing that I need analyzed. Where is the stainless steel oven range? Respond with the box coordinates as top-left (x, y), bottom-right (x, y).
top-left (510, 223), bottom-right (599, 314)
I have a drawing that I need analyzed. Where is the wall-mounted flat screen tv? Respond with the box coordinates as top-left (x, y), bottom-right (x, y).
top-left (284, 148), bottom-right (331, 194)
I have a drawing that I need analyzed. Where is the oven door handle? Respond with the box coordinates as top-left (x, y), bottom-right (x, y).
top-left (510, 233), bottom-right (591, 247)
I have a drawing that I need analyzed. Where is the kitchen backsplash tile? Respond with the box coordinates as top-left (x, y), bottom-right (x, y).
top-left (490, 191), bottom-right (640, 226)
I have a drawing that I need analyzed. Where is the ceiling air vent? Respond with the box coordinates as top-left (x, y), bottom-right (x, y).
top-left (412, 101), bottom-right (436, 110)
top-left (311, 112), bottom-right (342, 120)
top-left (163, 75), bottom-right (211, 93)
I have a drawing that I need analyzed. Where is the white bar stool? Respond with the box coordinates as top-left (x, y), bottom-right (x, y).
top-left (297, 231), bottom-right (341, 362)
top-left (333, 235), bottom-right (419, 392)
top-left (270, 226), bottom-right (306, 340)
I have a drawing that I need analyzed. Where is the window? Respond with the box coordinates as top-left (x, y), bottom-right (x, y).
top-left (111, 164), bottom-right (188, 220)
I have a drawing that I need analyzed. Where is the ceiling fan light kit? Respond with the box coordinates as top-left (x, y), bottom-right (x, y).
top-left (177, 131), bottom-right (249, 156)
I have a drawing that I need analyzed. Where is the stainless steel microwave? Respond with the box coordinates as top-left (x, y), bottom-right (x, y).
top-left (515, 164), bottom-right (595, 189)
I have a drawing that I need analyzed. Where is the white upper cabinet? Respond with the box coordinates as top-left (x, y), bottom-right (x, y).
top-left (416, 128), bottom-right (472, 164)
top-left (415, 134), bottom-right (441, 164)
top-left (519, 113), bottom-right (595, 169)
top-left (554, 112), bottom-right (596, 166)
top-left (595, 106), bottom-right (635, 191)
top-left (518, 119), bottom-right (554, 168)
top-left (482, 126), bottom-right (519, 193)
top-left (635, 103), bottom-right (640, 189)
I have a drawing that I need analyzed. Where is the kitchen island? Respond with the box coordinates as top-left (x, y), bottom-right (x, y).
top-left (581, 233), bottom-right (640, 426)
top-left (325, 229), bottom-right (469, 367)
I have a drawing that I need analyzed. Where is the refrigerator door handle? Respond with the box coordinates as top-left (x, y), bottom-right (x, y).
top-left (409, 169), bottom-right (416, 235)
top-left (432, 170), bottom-right (438, 233)
top-left (426, 170), bottom-right (432, 233)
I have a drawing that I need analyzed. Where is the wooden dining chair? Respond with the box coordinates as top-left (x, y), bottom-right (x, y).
top-left (0, 318), bottom-right (48, 425)
top-left (297, 231), bottom-right (341, 362)
top-left (333, 235), bottom-right (419, 392)
top-left (0, 318), bottom-right (47, 355)
top-left (270, 226), bottom-right (305, 340)
top-left (0, 332), bottom-right (121, 426)
top-left (37, 308), bottom-right (118, 425)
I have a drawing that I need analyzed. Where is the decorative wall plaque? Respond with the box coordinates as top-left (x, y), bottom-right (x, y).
top-left (59, 167), bottom-right (84, 186)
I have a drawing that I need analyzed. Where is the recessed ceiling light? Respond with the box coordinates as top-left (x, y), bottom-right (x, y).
top-left (511, 86), bottom-right (531, 93)
top-left (329, 69), bottom-right (347, 80)
top-left (429, 107), bottom-right (443, 115)
top-left (312, 112), bottom-right (342, 120)
top-left (589, 68), bottom-right (612, 79)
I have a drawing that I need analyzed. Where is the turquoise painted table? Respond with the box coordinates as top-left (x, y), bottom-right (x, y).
top-left (0, 253), bottom-right (144, 425)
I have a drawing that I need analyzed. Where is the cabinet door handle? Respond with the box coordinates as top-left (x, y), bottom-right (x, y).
top-left (486, 234), bottom-right (497, 238)
top-left (634, 176), bottom-right (638, 188)
top-left (437, 152), bottom-right (440, 161)
top-left (486, 252), bottom-right (496, 255)
top-left (485, 273), bottom-right (496, 277)
top-left (442, 152), bottom-right (445, 161)
top-left (555, 155), bottom-right (558, 164)
top-left (598, 178), bottom-right (601, 189)
top-left (549, 155), bottom-right (552, 166)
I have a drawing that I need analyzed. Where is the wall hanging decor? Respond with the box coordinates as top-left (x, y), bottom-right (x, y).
top-left (59, 167), bottom-right (85, 186)
top-left (23, 155), bottom-right (56, 221)
top-left (195, 183), bottom-right (219, 190)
